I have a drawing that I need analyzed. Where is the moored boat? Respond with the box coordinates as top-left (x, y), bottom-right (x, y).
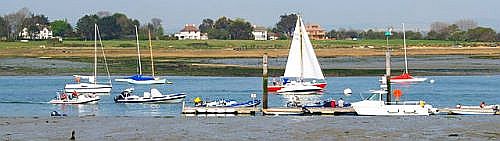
top-left (447, 104), bottom-right (499, 115)
top-left (268, 15), bottom-right (327, 93)
top-left (49, 92), bottom-right (100, 104)
top-left (114, 88), bottom-right (186, 103)
top-left (64, 24), bottom-right (112, 94)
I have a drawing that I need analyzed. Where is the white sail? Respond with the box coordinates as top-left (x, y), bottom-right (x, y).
top-left (283, 15), bottom-right (325, 80)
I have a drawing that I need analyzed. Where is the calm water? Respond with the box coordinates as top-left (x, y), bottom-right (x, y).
top-left (0, 75), bottom-right (498, 117)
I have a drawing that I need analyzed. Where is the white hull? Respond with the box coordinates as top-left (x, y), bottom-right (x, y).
top-left (391, 78), bottom-right (428, 83)
top-left (352, 101), bottom-right (434, 116)
top-left (114, 78), bottom-right (131, 82)
top-left (277, 84), bottom-right (322, 93)
top-left (49, 95), bottom-right (100, 104)
top-left (115, 94), bottom-right (185, 103)
top-left (65, 83), bottom-right (112, 94)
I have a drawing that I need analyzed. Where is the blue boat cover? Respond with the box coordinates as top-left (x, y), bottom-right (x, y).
top-left (127, 74), bottom-right (155, 81)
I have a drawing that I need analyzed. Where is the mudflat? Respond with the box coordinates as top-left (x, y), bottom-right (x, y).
top-left (1, 116), bottom-right (499, 140)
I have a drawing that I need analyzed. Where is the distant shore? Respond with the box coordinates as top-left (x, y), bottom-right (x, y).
top-left (1, 45), bottom-right (499, 76)
top-left (1, 116), bottom-right (499, 140)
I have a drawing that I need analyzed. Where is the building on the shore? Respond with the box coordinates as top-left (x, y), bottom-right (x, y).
top-left (305, 24), bottom-right (326, 40)
top-left (174, 24), bottom-right (208, 40)
top-left (268, 32), bottom-right (279, 40)
top-left (252, 25), bottom-right (267, 40)
top-left (19, 25), bottom-right (53, 40)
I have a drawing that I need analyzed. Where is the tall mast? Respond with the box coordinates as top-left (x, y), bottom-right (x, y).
top-left (298, 15), bottom-right (304, 81)
top-left (148, 30), bottom-right (155, 77)
top-left (94, 24), bottom-right (97, 84)
top-left (135, 25), bottom-right (142, 75)
top-left (402, 23), bottom-right (409, 74)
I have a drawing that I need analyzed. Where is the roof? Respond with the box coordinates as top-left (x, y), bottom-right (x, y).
top-left (253, 26), bottom-right (267, 32)
top-left (180, 24), bottom-right (199, 32)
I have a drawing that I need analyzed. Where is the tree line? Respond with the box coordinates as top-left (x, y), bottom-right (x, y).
top-left (1, 8), bottom-right (499, 42)
top-left (0, 8), bottom-right (164, 41)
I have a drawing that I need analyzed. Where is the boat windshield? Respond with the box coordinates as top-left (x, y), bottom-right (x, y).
top-left (366, 93), bottom-right (381, 101)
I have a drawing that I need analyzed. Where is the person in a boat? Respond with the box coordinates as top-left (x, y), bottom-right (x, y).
top-left (194, 97), bottom-right (203, 107)
top-left (71, 91), bottom-right (79, 99)
top-left (480, 101), bottom-right (486, 108)
top-left (338, 98), bottom-right (345, 108)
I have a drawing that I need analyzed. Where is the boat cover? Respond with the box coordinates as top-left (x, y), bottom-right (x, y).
top-left (128, 74), bottom-right (155, 81)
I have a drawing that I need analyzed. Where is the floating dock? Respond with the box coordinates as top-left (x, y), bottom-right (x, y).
top-left (182, 106), bottom-right (259, 115)
top-left (263, 107), bottom-right (356, 115)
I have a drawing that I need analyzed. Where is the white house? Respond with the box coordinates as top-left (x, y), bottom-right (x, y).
top-left (19, 25), bottom-right (53, 40)
top-left (252, 25), bottom-right (267, 40)
top-left (174, 24), bottom-right (207, 40)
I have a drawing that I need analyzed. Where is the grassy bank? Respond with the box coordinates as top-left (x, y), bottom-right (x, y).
top-left (1, 39), bottom-right (498, 49)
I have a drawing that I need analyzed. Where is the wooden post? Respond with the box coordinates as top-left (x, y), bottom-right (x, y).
top-left (386, 75), bottom-right (391, 103)
top-left (262, 53), bottom-right (269, 109)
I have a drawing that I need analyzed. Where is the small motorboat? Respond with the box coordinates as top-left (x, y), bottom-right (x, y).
top-left (351, 90), bottom-right (438, 116)
top-left (447, 104), bottom-right (499, 115)
top-left (114, 88), bottom-right (186, 103)
top-left (195, 98), bottom-right (261, 107)
top-left (49, 92), bottom-right (100, 104)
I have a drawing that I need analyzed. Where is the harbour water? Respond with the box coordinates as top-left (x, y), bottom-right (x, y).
top-left (0, 75), bottom-right (499, 117)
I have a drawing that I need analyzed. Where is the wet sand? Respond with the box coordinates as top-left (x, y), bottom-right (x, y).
top-left (1, 116), bottom-right (499, 140)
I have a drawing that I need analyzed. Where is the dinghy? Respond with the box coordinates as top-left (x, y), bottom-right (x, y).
top-left (447, 104), bottom-right (499, 115)
top-left (195, 99), bottom-right (261, 107)
top-left (114, 88), bottom-right (186, 103)
top-left (49, 92), bottom-right (100, 104)
top-left (268, 15), bottom-right (327, 93)
top-left (65, 24), bottom-right (112, 94)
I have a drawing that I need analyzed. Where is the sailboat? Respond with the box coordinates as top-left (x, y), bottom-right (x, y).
top-left (115, 26), bottom-right (167, 84)
top-left (64, 24), bottom-right (112, 94)
top-left (390, 23), bottom-right (427, 83)
top-left (268, 15), bottom-right (327, 93)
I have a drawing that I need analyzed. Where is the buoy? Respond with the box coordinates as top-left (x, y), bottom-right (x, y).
top-left (343, 88), bottom-right (352, 96)
top-left (429, 79), bottom-right (435, 84)
top-left (393, 89), bottom-right (402, 97)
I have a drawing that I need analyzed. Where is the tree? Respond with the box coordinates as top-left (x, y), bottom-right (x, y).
top-left (455, 19), bottom-right (477, 31)
top-left (150, 18), bottom-right (163, 39)
top-left (97, 15), bottom-right (121, 39)
top-left (275, 13), bottom-right (297, 37)
top-left (228, 18), bottom-right (253, 40)
top-left (214, 16), bottom-right (231, 29)
top-left (199, 18), bottom-right (214, 33)
top-left (427, 22), bottom-right (452, 40)
top-left (76, 14), bottom-right (99, 40)
top-left (466, 27), bottom-right (496, 42)
top-left (326, 29), bottom-right (337, 39)
top-left (207, 28), bottom-right (230, 39)
top-left (0, 16), bottom-right (8, 39)
top-left (497, 33), bottom-right (500, 41)
top-left (50, 20), bottom-right (73, 37)
top-left (405, 31), bottom-right (423, 40)
top-left (3, 7), bottom-right (31, 39)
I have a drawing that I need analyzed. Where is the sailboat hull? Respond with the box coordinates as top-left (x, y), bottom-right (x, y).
top-left (390, 77), bottom-right (428, 83)
top-left (64, 83), bottom-right (112, 94)
top-left (268, 83), bottom-right (326, 92)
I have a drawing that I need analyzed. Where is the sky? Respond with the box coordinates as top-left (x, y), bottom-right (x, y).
top-left (1, 0), bottom-right (499, 33)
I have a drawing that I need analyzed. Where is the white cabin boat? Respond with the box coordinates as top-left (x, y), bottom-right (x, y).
top-left (65, 24), bottom-right (112, 94)
top-left (351, 90), bottom-right (437, 116)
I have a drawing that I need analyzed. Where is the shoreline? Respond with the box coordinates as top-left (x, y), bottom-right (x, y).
top-left (1, 116), bottom-right (498, 140)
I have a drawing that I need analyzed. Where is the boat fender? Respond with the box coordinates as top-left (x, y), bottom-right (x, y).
top-left (419, 101), bottom-right (425, 108)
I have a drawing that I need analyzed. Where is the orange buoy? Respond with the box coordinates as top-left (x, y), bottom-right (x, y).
top-left (394, 89), bottom-right (402, 97)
